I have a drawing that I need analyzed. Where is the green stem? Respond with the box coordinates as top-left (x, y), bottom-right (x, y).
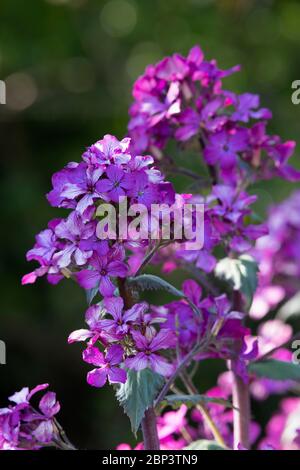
top-left (181, 373), bottom-right (227, 448)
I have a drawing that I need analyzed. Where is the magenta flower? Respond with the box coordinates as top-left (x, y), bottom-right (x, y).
top-left (76, 251), bottom-right (127, 297)
top-left (83, 345), bottom-right (127, 388)
top-left (125, 330), bottom-right (176, 377)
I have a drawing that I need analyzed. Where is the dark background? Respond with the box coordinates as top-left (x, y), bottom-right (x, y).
top-left (0, 0), bottom-right (300, 449)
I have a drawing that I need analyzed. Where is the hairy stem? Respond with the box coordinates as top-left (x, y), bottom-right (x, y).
top-left (230, 361), bottom-right (250, 450)
top-left (141, 408), bottom-right (160, 450)
top-left (117, 277), bottom-right (160, 450)
top-left (231, 291), bottom-right (250, 450)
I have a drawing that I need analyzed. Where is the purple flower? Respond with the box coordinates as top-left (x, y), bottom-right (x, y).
top-left (155, 53), bottom-right (190, 81)
top-left (47, 162), bottom-right (86, 209)
top-left (83, 134), bottom-right (131, 166)
top-left (26, 226), bottom-right (58, 265)
top-left (125, 330), bottom-right (176, 377)
top-left (59, 164), bottom-right (106, 214)
top-left (22, 219), bottom-right (63, 286)
top-left (96, 165), bottom-right (132, 202)
top-left (101, 296), bottom-right (148, 336)
top-left (83, 345), bottom-right (127, 388)
top-left (126, 171), bottom-right (158, 207)
top-left (140, 82), bottom-right (181, 127)
top-left (53, 211), bottom-right (96, 268)
top-left (68, 303), bottom-right (120, 346)
top-left (76, 251), bottom-right (127, 297)
top-left (204, 129), bottom-right (248, 169)
top-left (231, 93), bottom-right (272, 123)
top-left (0, 384), bottom-right (61, 450)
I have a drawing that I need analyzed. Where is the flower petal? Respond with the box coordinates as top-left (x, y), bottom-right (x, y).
top-left (87, 368), bottom-right (108, 388)
top-left (108, 366), bottom-right (127, 384)
top-left (125, 353), bottom-right (149, 371)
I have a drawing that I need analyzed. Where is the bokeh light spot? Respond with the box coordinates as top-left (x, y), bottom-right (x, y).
top-left (6, 72), bottom-right (38, 111)
top-left (100, 0), bottom-right (137, 37)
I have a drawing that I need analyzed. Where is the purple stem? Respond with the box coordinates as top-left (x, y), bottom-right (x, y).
top-left (117, 278), bottom-right (160, 451)
top-left (231, 361), bottom-right (250, 449)
top-left (141, 408), bottom-right (160, 450)
top-left (231, 291), bottom-right (250, 450)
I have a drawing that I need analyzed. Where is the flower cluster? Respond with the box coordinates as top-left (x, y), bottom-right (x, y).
top-left (151, 186), bottom-right (267, 275)
top-left (67, 279), bottom-right (258, 388)
top-left (22, 134), bottom-right (177, 294)
top-left (0, 384), bottom-right (68, 450)
top-left (129, 45), bottom-right (300, 186)
top-left (20, 44), bottom-right (300, 452)
top-left (68, 297), bottom-right (176, 386)
top-left (153, 279), bottom-right (257, 381)
top-left (251, 190), bottom-right (300, 319)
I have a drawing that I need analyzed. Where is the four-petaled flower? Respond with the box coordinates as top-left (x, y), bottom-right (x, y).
top-left (125, 330), bottom-right (176, 377)
top-left (76, 252), bottom-right (127, 297)
top-left (83, 345), bottom-right (127, 388)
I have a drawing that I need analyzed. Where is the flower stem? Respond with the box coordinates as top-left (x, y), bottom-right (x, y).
top-left (117, 277), bottom-right (160, 450)
top-left (231, 291), bottom-right (250, 450)
top-left (181, 373), bottom-right (227, 448)
top-left (230, 362), bottom-right (250, 450)
top-left (141, 407), bottom-right (160, 450)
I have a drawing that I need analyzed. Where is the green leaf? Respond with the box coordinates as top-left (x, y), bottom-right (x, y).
top-left (184, 439), bottom-right (226, 450)
top-left (249, 359), bottom-right (300, 381)
top-left (214, 254), bottom-right (258, 308)
top-left (162, 394), bottom-right (234, 410)
top-left (116, 369), bottom-right (164, 434)
top-left (128, 274), bottom-right (184, 298)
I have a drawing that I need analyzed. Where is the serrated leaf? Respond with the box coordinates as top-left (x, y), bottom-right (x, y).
top-left (116, 369), bottom-right (164, 434)
top-left (249, 359), bottom-right (300, 381)
top-left (214, 254), bottom-right (258, 308)
top-left (162, 394), bottom-right (234, 409)
top-left (128, 274), bottom-right (184, 298)
top-left (184, 439), bottom-right (226, 450)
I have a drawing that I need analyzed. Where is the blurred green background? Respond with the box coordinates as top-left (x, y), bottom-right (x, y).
top-left (0, 0), bottom-right (300, 449)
